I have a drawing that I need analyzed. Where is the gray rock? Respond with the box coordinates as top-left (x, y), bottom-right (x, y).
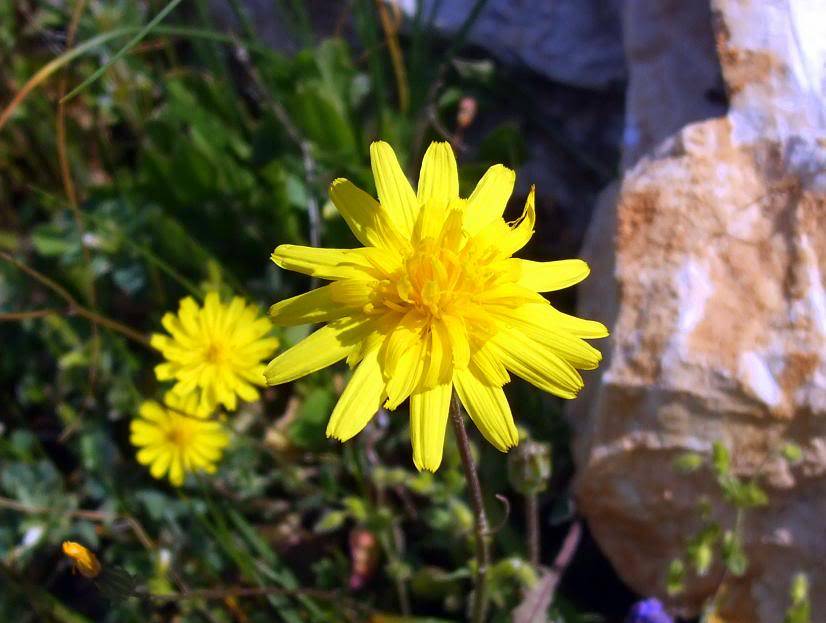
top-left (395, 0), bottom-right (626, 89)
top-left (572, 1), bottom-right (826, 621)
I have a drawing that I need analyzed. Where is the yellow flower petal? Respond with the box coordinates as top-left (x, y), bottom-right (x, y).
top-left (417, 141), bottom-right (459, 203)
top-left (264, 317), bottom-right (373, 385)
top-left (490, 303), bottom-right (603, 370)
top-left (136, 445), bottom-right (165, 466)
top-left (269, 281), bottom-right (371, 326)
top-left (469, 341), bottom-right (511, 386)
top-left (326, 349), bottom-right (385, 441)
top-left (547, 306), bottom-right (609, 338)
top-left (329, 279), bottom-right (377, 307)
top-left (271, 245), bottom-right (380, 281)
top-left (329, 178), bottom-right (409, 250)
top-left (138, 401), bottom-right (168, 422)
top-left (501, 185), bottom-right (536, 256)
top-left (511, 258), bottom-right (590, 292)
top-left (489, 329), bottom-right (583, 398)
top-left (409, 383), bottom-right (452, 472)
top-left (440, 315), bottom-right (470, 369)
top-left (149, 450), bottom-right (172, 479)
top-left (130, 420), bottom-right (165, 445)
top-left (465, 163), bottom-right (515, 234)
top-left (178, 297), bottom-right (201, 334)
top-left (370, 141), bottom-right (418, 235)
top-left (168, 453), bottom-right (184, 487)
top-left (382, 320), bottom-right (426, 409)
top-left (454, 368), bottom-right (518, 452)
top-left (423, 320), bottom-right (453, 388)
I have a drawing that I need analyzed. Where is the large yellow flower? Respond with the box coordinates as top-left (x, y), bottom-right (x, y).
top-left (151, 293), bottom-right (278, 411)
top-left (130, 392), bottom-right (230, 486)
top-left (265, 141), bottom-right (607, 471)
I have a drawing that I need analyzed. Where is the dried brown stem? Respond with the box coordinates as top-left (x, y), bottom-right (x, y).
top-left (449, 392), bottom-right (491, 623)
top-left (0, 252), bottom-right (152, 348)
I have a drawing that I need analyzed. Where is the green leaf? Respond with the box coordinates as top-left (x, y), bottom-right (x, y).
top-left (785, 573), bottom-right (811, 623)
top-left (687, 523), bottom-right (719, 577)
top-left (313, 38), bottom-right (357, 111)
top-left (711, 441), bottom-right (731, 476)
top-left (451, 58), bottom-right (495, 85)
top-left (674, 452), bottom-right (704, 473)
top-left (782, 443), bottom-right (803, 463)
top-left (343, 496), bottom-right (369, 523)
top-left (718, 475), bottom-right (769, 508)
top-left (721, 530), bottom-right (748, 576)
top-left (288, 82), bottom-right (357, 156)
top-left (666, 558), bottom-right (685, 596)
top-left (31, 223), bottom-right (77, 257)
top-left (288, 387), bottom-right (334, 450)
top-left (313, 510), bottom-right (347, 534)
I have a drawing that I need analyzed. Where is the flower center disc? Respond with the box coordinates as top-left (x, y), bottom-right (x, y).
top-left (204, 342), bottom-right (225, 364)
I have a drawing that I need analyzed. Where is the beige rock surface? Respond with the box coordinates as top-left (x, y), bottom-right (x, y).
top-left (571, 1), bottom-right (826, 621)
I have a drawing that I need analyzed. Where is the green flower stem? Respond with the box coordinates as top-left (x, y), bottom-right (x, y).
top-left (449, 392), bottom-right (491, 623)
top-left (526, 493), bottom-right (540, 567)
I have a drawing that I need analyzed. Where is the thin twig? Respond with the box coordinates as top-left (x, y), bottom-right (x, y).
top-left (489, 494), bottom-right (511, 535)
top-left (0, 309), bottom-right (59, 321)
top-left (516, 521), bottom-right (581, 623)
top-left (0, 252), bottom-right (152, 348)
top-left (0, 495), bottom-right (155, 551)
top-left (550, 521), bottom-right (581, 575)
top-left (449, 392), bottom-right (491, 623)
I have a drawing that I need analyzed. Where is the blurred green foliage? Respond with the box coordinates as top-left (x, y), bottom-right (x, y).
top-left (670, 441), bottom-right (803, 622)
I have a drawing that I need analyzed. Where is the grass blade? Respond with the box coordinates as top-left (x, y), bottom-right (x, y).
top-left (61, 0), bottom-right (184, 103)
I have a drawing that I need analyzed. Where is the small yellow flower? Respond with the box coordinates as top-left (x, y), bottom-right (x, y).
top-left (62, 541), bottom-right (101, 578)
top-left (264, 141), bottom-right (607, 471)
top-left (151, 292), bottom-right (279, 411)
top-left (130, 392), bottom-right (230, 486)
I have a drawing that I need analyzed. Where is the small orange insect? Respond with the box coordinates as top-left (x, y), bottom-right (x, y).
top-left (62, 541), bottom-right (102, 578)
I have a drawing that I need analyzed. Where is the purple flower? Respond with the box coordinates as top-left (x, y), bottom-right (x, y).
top-left (626, 598), bottom-right (674, 623)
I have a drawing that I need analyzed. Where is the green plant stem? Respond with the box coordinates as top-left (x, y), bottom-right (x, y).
top-left (526, 493), bottom-right (540, 567)
top-left (377, 529), bottom-right (411, 616)
top-left (449, 392), bottom-right (490, 623)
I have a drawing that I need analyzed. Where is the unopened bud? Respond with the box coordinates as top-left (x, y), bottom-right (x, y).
top-left (507, 440), bottom-right (551, 495)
